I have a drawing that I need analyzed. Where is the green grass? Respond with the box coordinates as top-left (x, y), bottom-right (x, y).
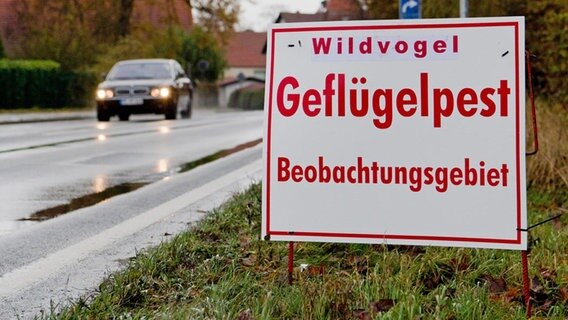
top-left (44, 183), bottom-right (567, 320)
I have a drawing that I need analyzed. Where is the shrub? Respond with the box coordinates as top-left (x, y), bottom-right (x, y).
top-left (228, 85), bottom-right (265, 110)
top-left (526, 102), bottom-right (568, 201)
top-left (0, 59), bottom-right (97, 109)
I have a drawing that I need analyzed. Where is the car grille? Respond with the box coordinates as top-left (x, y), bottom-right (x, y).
top-left (115, 86), bottom-right (149, 96)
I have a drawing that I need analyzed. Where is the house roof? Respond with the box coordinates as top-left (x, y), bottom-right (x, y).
top-left (277, 12), bottom-right (326, 23)
top-left (262, 0), bottom-right (365, 54)
top-left (275, 0), bottom-right (364, 24)
top-left (325, 0), bottom-right (364, 21)
top-left (226, 31), bottom-right (266, 68)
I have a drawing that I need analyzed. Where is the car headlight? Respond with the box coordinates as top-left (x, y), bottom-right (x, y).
top-left (151, 87), bottom-right (170, 98)
top-left (96, 89), bottom-right (113, 99)
top-left (160, 87), bottom-right (170, 98)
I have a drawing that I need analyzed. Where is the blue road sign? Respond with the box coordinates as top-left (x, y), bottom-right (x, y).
top-left (400, 0), bottom-right (420, 19)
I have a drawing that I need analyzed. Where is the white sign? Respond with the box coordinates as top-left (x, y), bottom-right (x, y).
top-left (262, 17), bottom-right (526, 250)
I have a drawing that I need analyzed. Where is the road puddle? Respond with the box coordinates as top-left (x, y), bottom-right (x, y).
top-left (18, 183), bottom-right (147, 222)
top-left (178, 138), bottom-right (263, 173)
top-left (12, 138), bottom-right (263, 226)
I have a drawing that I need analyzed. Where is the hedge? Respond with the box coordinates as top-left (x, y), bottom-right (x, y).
top-left (228, 86), bottom-right (265, 110)
top-left (0, 59), bottom-right (97, 109)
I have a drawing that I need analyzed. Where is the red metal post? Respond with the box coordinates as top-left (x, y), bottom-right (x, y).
top-left (288, 241), bottom-right (294, 285)
top-left (521, 250), bottom-right (532, 318)
top-left (525, 50), bottom-right (539, 156)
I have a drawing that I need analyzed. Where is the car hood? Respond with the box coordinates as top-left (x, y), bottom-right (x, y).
top-left (98, 79), bottom-right (175, 88)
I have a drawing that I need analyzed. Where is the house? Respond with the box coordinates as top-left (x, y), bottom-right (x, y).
top-left (224, 31), bottom-right (267, 80)
top-left (274, 0), bottom-right (364, 24)
top-left (220, 0), bottom-right (366, 109)
top-left (218, 31), bottom-right (267, 108)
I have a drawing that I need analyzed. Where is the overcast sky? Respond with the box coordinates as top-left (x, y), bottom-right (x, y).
top-left (237, 0), bottom-right (323, 32)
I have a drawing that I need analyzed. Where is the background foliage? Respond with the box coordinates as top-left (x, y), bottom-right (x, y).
top-left (90, 26), bottom-right (226, 83)
top-left (0, 0), bottom-right (236, 108)
top-left (0, 38), bottom-right (5, 59)
top-left (228, 86), bottom-right (265, 110)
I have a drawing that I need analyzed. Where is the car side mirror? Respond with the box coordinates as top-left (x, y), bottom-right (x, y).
top-left (100, 72), bottom-right (107, 80)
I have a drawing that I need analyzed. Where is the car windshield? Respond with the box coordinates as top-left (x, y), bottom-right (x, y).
top-left (108, 62), bottom-right (172, 80)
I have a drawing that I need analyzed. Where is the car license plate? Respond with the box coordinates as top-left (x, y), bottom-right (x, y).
top-left (120, 98), bottom-right (143, 106)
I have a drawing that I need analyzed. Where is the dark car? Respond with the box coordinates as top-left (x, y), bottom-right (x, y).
top-left (96, 59), bottom-right (193, 121)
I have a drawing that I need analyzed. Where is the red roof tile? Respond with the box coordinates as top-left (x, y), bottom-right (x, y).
top-left (278, 12), bottom-right (326, 23)
top-left (226, 31), bottom-right (266, 68)
top-left (325, 0), bottom-right (364, 20)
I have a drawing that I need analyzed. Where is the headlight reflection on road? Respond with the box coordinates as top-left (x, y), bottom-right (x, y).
top-left (156, 158), bottom-right (169, 173)
top-left (159, 126), bottom-right (170, 134)
top-left (93, 174), bottom-right (108, 193)
top-left (97, 134), bottom-right (107, 141)
top-left (96, 123), bottom-right (107, 130)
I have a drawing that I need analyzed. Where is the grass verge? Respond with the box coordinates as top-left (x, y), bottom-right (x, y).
top-left (44, 182), bottom-right (567, 319)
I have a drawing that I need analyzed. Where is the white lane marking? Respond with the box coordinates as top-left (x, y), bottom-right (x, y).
top-left (0, 159), bottom-right (262, 297)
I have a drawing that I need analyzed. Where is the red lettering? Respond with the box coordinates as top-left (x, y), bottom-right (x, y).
top-left (275, 72), bottom-right (510, 131)
top-left (414, 40), bottom-right (427, 58)
top-left (452, 35), bottom-right (458, 53)
top-left (498, 80), bottom-right (510, 116)
top-left (372, 89), bottom-right (393, 129)
top-left (395, 41), bottom-right (408, 54)
top-left (276, 76), bottom-right (299, 117)
top-left (333, 166), bottom-right (345, 183)
top-left (312, 37), bottom-right (331, 54)
top-left (278, 157), bottom-right (290, 181)
top-left (377, 40), bottom-right (390, 54)
top-left (303, 89), bottom-right (321, 117)
top-left (347, 166), bottom-right (357, 183)
top-left (464, 158), bottom-right (477, 186)
top-left (457, 88), bottom-right (478, 117)
top-left (292, 165), bottom-right (303, 182)
top-left (479, 87), bottom-right (496, 117)
top-left (450, 167), bottom-right (463, 185)
top-left (500, 164), bottom-right (509, 186)
top-left (319, 156), bottom-right (331, 183)
top-left (433, 40), bottom-right (446, 53)
top-left (323, 73), bottom-right (335, 117)
top-left (433, 88), bottom-right (454, 128)
top-left (305, 165), bottom-right (317, 182)
top-left (479, 161), bottom-right (486, 186)
top-left (435, 167), bottom-right (449, 192)
top-left (360, 37), bottom-right (372, 54)
top-left (396, 88), bottom-right (417, 117)
top-left (420, 73), bottom-right (429, 116)
top-left (487, 168), bottom-right (500, 186)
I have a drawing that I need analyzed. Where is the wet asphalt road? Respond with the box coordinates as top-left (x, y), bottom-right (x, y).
top-left (0, 109), bottom-right (264, 318)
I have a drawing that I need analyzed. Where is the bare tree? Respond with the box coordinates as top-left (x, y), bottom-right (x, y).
top-left (187, 0), bottom-right (240, 46)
